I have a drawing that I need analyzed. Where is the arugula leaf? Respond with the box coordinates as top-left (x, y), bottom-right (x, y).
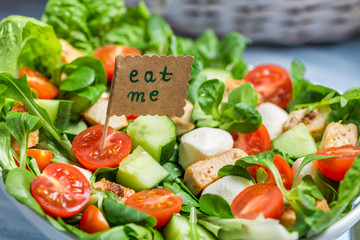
top-left (218, 165), bottom-right (254, 183)
top-left (228, 82), bottom-right (257, 107)
top-left (0, 15), bottom-right (61, 75)
top-left (219, 103), bottom-right (261, 134)
top-left (6, 111), bottom-right (42, 168)
top-left (0, 73), bottom-right (77, 162)
top-left (199, 194), bottom-right (234, 218)
top-left (103, 198), bottom-right (157, 227)
top-left (163, 179), bottom-right (199, 211)
top-left (5, 168), bottom-right (45, 216)
top-left (0, 123), bottom-right (17, 170)
top-left (197, 79), bottom-right (224, 120)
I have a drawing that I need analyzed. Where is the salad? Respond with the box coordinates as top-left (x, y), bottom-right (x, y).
top-left (1, 0), bottom-right (360, 239)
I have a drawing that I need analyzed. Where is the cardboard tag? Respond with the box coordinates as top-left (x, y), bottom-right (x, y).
top-left (107, 55), bottom-right (193, 117)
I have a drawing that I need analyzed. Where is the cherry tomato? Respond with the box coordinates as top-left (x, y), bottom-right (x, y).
top-left (247, 155), bottom-right (293, 190)
top-left (231, 183), bottom-right (283, 220)
top-left (231, 124), bottom-right (271, 155)
top-left (244, 64), bottom-right (292, 108)
top-left (126, 115), bottom-right (140, 120)
top-left (19, 67), bottom-right (59, 99)
top-left (316, 145), bottom-right (360, 181)
top-left (125, 188), bottom-right (182, 227)
top-left (80, 205), bottom-right (110, 234)
top-left (72, 125), bottom-right (131, 171)
top-left (31, 163), bottom-right (91, 218)
top-left (94, 45), bottom-right (141, 81)
top-left (27, 149), bottom-right (52, 172)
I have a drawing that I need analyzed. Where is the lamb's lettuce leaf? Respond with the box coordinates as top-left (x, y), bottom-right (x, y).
top-left (0, 15), bottom-right (61, 75)
top-left (0, 123), bottom-right (17, 170)
top-left (199, 194), bottom-right (234, 218)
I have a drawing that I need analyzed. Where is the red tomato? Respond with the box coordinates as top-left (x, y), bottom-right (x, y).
top-left (80, 205), bottom-right (110, 234)
top-left (126, 115), bottom-right (140, 120)
top-left (316, 145), bottom-right (360, 181)
top-left (231, 183), bottom-right (283, 220)
top-left (247, 155), bottom-right (293, 190)
top-left (72, 125), bottom-right (131, 171)
top-left (27, 149), bottom-right (52, 172)
top-left (19, 67), bottom-right (59, 99)
top-left (31, 163), bottom-right (91, 218)
top-left (94, 45), bottom-right (141, 81)
top-left (125, 189), bottom-right (182, 227)
top-left (244, 64), bottom-right (292, 108)
top-left (231, 124), bottom-right (271, 155)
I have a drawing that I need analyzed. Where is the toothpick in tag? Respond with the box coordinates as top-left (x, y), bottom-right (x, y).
top-left (100, 55), bottom-right (193, 150)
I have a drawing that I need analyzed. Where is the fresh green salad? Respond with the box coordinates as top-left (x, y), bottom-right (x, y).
top-left (1, 1), bottom-right (360, 239)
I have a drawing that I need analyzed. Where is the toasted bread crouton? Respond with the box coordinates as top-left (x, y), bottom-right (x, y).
top-left (83, 93), bottom-right (128, 130)
top-left (93, 178), bottom-right (135, 203)
top-left (283, 106), bottom-right (331, 140)
top-left (11, 102), bottom-right (39, 150)
top-left (59, 39), bottom-right (85, 64)
top-left (171, 99), bottom-right (195, 136)
top-left (280, 199), bottom-right (330, 229)
top-left (319, 121), bottom-right (358, 149)
top-left (183, 148), bottom-right (247, 196)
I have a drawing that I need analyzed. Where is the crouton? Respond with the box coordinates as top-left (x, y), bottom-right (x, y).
top-left (83, 93), bottom-right (128, 130)
top-left (319, 121), bottom-right (358, 149)
top-left (59, 39), bottom-right (85, 64)
top-left (183, 148), bottom-right (247, 196)
top-left (11, 102), bottom-right (39, 150)
top-left (280, 199), bottom-right (330, 229)
top-left (171, 99), bottom-right (195, 136)
top-left (93, 178), bottom-right (135, 203)
top-left (283, 106), bottom-right (331, 140)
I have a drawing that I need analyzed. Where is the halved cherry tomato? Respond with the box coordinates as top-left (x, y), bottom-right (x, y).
top-left (231, 124), bottom-right (271, 155)
top-left (80, 205), bottom-right (110, 234)
top-left (19, 67), bottom-right (59, 99)
top-left (316, 145), bottom-right (360, 181)
top-left (244, 64), bottom-right (292, 108)
top-left (72, 125), bottom-right (131, 171)
top-left (247, 155), bottom-right (293, 190)
top-left (31, 163), bottom-right (91, 218)
top-left (94, 45), bottom-right (141, 81)
top-left (231, 183), bottom-right (283, 220)
top-left (125, 188), bottom-right (182, 227)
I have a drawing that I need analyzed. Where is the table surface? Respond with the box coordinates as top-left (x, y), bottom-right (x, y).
top-left (0, 1), bottom-right (360, 239)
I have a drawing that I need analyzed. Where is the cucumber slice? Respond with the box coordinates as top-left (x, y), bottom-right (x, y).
top-left (162, 215), bottom-right (216, 240)
top-left (272, 123), bottom-right (317, 158)
top-left (116, 146), bottom-right (169, 191)
top-left (127, 115), bottom-right (176, 163)
top-left (200, 68), bottom-right (232, 83)
top-left (35, 99), bottom-right (72, 130)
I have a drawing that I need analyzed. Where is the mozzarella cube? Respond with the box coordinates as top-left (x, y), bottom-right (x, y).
top-left (202, 176), bottom-right (253, 205)
top-left (179, 127), bottom-right (234, 170)
top-left (291, 157), bottom-right (318, 186)
top-left (257, 103), bottom-right (289, 140)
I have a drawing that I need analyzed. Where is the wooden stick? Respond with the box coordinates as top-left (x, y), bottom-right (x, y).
top-left (100, 115), bottom-right (110, 150)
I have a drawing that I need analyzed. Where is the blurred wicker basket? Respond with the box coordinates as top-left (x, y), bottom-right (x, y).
top-left (127, 0), bottom-right (360, 44)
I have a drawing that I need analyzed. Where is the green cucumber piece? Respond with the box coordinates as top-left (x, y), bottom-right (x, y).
top-left (35, 99), bottom-right (72, 130)
top-left (162, 215), bottom-right (216, 240)
top-left (127, 115), bottom-right (176, 163)
top-left (200, 68), bottom-right (232, 83)
top-left (272, 123), bottom-right (317, 158)
top-left (116, 146), bottom-right (169, 191)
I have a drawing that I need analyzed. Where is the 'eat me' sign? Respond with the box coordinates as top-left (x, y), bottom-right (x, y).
top-left (106, 55), bottom-right (193, 117)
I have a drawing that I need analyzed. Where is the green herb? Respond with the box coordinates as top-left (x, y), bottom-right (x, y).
top-left (217, 165), bottom-right (255, 183)
top-left (161, 162), bottom-right (183, 183)
top-left (199, 194), bottom-right (234, 218)
top-left (0, 123), bottom-right (17, 170)
top-left (0, 15), bottom-right (61, 75)
top-left (189, 207), bottom-right (201, 240)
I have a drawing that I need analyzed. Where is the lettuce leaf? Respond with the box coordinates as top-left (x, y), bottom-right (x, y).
top-left (0, 15), bottom-right (61, 75)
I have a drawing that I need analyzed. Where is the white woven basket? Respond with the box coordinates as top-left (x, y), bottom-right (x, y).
top-left (127, 0), bottom-right (360, 44)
